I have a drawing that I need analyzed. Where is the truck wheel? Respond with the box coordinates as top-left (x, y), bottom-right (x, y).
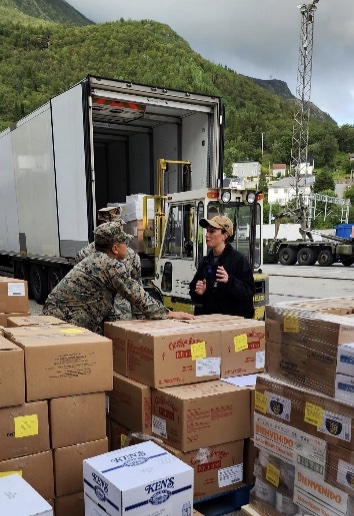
top-left (14, 261), bottom-right (33, 299)
top-left (48, 267), bottom-right (62, 293)
top-left (29, 265), bottom-right (49, 304)
top-left (318, 249), bottom-right (334, 267)
top-left (340, 257), bottom-right (354, 267)
top-left (278, 247), bottom-right (297, 265)
top-left (297, 247), bottom-right (316, 266)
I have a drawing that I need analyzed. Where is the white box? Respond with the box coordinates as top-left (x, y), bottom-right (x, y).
top-left (85, 493), bottom-right (107, 516)
top-left (335, 373), bottom-right (354, 405)
top-left (83, 440), bottom-right (194, 516)
top-left (0, 473), bottom-right (53, 515)
top-left (337, 343), bottom-right (354, 376)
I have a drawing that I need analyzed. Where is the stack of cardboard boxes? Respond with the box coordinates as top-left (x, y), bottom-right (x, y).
top-left (0, 315), bottom-right (113, 516)
top-left (249, 297), bottom-right (354, 516)
top-left (104, 314), bottom-right (266, 504)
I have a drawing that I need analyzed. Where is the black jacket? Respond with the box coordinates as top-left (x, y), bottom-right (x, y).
top-left (189, 243), bottom-right (255, 318)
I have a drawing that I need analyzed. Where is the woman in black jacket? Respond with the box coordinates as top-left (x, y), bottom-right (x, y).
top-left (189, 215), bottom-right (255, 318)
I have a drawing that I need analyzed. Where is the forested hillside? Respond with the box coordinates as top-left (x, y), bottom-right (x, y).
top-left (0, 0), bottom-right (353, 176)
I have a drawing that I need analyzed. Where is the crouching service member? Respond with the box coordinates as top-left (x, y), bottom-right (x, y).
top-left (43, 221), bottom-right (194, 333)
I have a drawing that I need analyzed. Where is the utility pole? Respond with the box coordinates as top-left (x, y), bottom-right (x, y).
top-left (290, 1), bottom-right (319, 224)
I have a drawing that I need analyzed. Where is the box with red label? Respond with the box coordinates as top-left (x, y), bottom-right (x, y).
top-left (126, 325), bottom-right (221, 388)
top-left (219, 320), bottom-right (265, 377)
top-left (151, 380), bottom-right (251, 451)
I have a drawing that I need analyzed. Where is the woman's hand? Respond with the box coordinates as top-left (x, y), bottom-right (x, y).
top-left (168, 311), bottom-right (195, 320)
top-left (195, 279), bottom-right (206, 295)
top-left (216, 266), bottom-right (228, 283)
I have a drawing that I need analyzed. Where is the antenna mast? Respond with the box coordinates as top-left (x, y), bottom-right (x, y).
top-left (290, 1), bottom-right (319, 215)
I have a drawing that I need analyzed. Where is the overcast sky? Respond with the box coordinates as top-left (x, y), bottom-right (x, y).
top-left (66, 0), bottom-right (354, 126)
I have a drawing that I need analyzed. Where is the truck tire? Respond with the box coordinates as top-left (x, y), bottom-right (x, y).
top-left (340, 257), bottom-right (354, 267)
top-left (14, 261), bottom-right (33, 299)
top-left (297, 247), bottom-right (316, 266)
top-left (48, 267), bottom-right (62, 293)
top-left (29, 265), bottom-right (49, 304)
top-left (318, 249), bottom-right (334, 267)
top-left (278, 247), bottom-right (297, 265)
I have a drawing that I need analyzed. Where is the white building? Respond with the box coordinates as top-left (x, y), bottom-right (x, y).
top-left (268, 176), bottom-right (314, 206)
top-left (232, 161), bottom-right (261, 179)
top-left (272, 164), bottom-right (287, 178)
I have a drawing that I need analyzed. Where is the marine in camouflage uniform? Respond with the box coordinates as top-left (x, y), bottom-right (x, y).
top-left (75, 207), bottom-right (142, 319)
top-left (43, 222), bottom-right (168, 334)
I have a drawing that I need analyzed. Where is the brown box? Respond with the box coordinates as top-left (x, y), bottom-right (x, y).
top-left (161, 440), bottom-right (244, 500)
top-left (4, 325), bottom-right (113, 400)
top-left (0, 400), bottom-right (50, 460)
top-left (0, 335), bottom-right (25, 408)
top-left (220, 320), bottom-right (265, 377)
top-left (326, 443), bottom-right (354, 496)
top-left (109, 372), bottom-right (152, 434)
top-left (7, 315), bottom-right (67, 327)
top-left (243, 438), bottom-right (258, 485)
top-left (50, 393), bottom-right (106, 448)
top-left (127, 325), bottom-right (221, 388)
top-left (104, 319), bottom-right (182, 376)
top-left (55, 491), bottom-right (84, 516)
top-left (0, 450), bottom-right (54, 499)
top-left (54, 438), bottom-right (108, 496)
top-left (0, 312), bottom-right (31, 327)
top-left (110, 419), bottom-right (130, 451)
top-left (152, 380), bottom-right (251, 451)
top-left (0, 277), bottom-right (29, 313)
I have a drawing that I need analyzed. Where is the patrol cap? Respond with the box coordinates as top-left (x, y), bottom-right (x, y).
top-left (97, 206), bottom-right (122, 222)
top-left (94, 222), bottom-right (134, 247)
top-left (199, 215), bottom-right (234, 237)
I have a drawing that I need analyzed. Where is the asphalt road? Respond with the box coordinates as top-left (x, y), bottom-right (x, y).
top-left (28, 262), bottom-right (354, 315)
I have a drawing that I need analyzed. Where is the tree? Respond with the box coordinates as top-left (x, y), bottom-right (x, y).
top-left (344, 185), bottom-right (354, 205)
top-left (314, 169), bottom-right (335, 193)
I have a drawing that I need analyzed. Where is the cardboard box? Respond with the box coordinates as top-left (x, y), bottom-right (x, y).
top-left (126, 325), bottom-right (221, 388)
top-left (326, 443), bottom-right (354, 499)
top-left (54, 438), bottom-right (108, 496)
top-left (219, 320), bottom-right (265, 377)
top-left (0, 312), bottom-right (31, 327)
top-left (110, 420), bottom-right (131, 451)
top-left (222, 373), bottom-right (257, 437)
top-left (50, 393), bottom-right (106, 448)
top-left (104, 319), bottom-right (184, 376)
top-left (84, 494), bottom-right (107, 516)
top-left (0, 450), bottom-right (54, 500)
top-left (0, 335), bottom-right (25, 408)
top-left (83, 440), bottom-right (194, 516)
top-left (0, 277), bottom-right (29, 313)
top-left (243, 438), bottom-right (258, 485)
top-left (294, 467), bottom-right (353, 516)
top-left (161, 440), bottom-right (244, 500)
top-left (0, 473), bottom-right (53, 515)
top-left (108, 372), bottom-right (151, 434)
top-left (4, 325), bottom-right (113, 400)
top-left (55, 491), bottom-right (84, 516)
top-left (0, 400), bottom-right (50, 461)
top-left (337, 342), bottom-right (354, 376)
top-left (152, 380), bottom-right (251, 451)
top-left (335, 373), bottom-right (354, 405)
top-left (7, 315), bottom-right (67, 327)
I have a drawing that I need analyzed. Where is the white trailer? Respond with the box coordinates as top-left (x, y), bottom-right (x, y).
top-left (0, 75), bottom-right (224, 302)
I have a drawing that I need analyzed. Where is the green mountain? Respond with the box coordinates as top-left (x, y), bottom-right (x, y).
top-left (0, 0), bottom-right (353, 174)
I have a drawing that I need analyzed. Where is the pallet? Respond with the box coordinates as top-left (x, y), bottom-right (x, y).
top-left (193, 485), bottom-right (252, 516)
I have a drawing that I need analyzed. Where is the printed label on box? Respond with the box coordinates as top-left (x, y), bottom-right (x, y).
top-left (8, 283), bottom-right (25, 297)
top-left (196, 357), bottom-right (221, 377)
top-left (218, 463), bottom-right (243, 488)
top-left (256, 351), bottom-right (265, 369)
top-left (318, 410), bottom-right (351, 443)
top-left (337, 459), bottom-right (354, 493)
top-left (152, 415), bottom-right (167, 438)
top-left (254, 413), bottom-right (327, 477)
top-left (266, 391), bottom-right (291, 422)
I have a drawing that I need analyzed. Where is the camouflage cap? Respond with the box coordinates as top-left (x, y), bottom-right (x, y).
top-left (97, 206), bottom-right (122, 222)
top-left (94, 222), bottom-right (134, 247)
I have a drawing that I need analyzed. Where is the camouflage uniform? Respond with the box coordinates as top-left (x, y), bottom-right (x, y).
top-left (74, 207), bottom-right (142, 320)
top-left (42, 251), bottom-right (168, 334)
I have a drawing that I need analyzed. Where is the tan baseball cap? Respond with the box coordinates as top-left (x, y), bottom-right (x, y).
top-left (199, 215), bottom-right (234, 237)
